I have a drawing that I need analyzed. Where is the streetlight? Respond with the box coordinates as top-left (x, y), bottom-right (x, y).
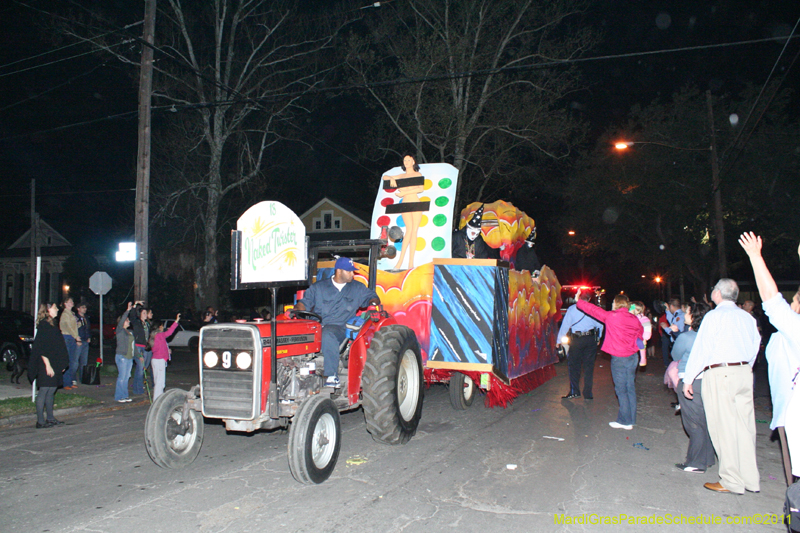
top-left (614, 141), bottom-right (710, 152)
top-left (612, 98), bottom-right (728, 279)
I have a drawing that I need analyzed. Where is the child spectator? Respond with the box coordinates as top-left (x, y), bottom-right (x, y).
top-left (149, 314), bottom-right (181, 401)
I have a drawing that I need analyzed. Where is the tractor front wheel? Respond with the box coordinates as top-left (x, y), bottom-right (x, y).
top-left (362, 325), bottom-right (423, 445)
top-left (144, 389), bottom-right (204, 469)
top-left (288, 394), bottom-right (341, 484)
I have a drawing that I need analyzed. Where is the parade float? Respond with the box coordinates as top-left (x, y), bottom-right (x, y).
top-left (143, 160), bottom-right (560, 483)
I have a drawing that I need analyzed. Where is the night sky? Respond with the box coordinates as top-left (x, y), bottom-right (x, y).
top-left (1, 1), bottom-right (799, 286)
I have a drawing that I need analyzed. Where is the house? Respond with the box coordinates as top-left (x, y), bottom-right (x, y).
top-left (0, 221), bottom-right (73, 314)
top-left (299, 197), bottom-right (371, 242)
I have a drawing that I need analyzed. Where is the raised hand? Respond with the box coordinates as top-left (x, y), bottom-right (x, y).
top-left (738, 232), bottom-right (762, 258)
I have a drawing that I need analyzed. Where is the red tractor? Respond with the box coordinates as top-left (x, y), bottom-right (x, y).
top-left (143, 240), bottom-right (424, 484)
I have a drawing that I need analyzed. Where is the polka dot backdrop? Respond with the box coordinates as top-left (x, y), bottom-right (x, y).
top-left (370, 163), bottom-right (460, 270)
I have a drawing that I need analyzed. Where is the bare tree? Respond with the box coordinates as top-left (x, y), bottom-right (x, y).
top-left (148, 1), bottom-right (344, 308)
top-left (59, 1), bottom-right (345, 309)
top-left (562, 85), bottom-right (799, 295)
top-left (345, 0), bottom-right (595, 206)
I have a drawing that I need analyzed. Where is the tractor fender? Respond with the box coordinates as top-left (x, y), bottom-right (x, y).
top-left (347, 315), bottom-right (397, 405)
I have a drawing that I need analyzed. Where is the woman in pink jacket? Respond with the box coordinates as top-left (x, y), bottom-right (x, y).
top-left (576, 290), bottom-right (644, 430)
top-left (149, 313), bottom-right (180, 401)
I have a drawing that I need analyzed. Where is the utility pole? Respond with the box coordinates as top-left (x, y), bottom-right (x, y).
top-left (30, 179), bottom-right (36, 313)
top-left (134, 0), bottom-right (156, 303)
top-left (706, 90), bottom-right (727, 278)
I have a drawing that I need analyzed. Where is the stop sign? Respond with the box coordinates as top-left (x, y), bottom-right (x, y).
top-left (89, 271), bottom-right (112, 295)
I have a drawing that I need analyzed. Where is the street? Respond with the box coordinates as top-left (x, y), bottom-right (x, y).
top-left (0, 352), bottom-right (790, 533)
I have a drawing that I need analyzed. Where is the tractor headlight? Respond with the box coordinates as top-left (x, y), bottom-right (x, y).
top-left (561, 336), bottom-right (570, 345)
top-left (236, 351), bottom-right (252, 370)
top-left (203, 351), bottom-right (219, 368)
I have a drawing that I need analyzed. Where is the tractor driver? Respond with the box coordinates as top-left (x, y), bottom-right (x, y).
top-left (294, 256), bottom-right (380, 388)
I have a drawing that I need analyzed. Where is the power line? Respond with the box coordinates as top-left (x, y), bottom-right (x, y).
top-left (3, 33), bottom-right (799, 142)
top-left (0, 62), bottom-right (107, 113)
top-left (2, 0), bottom-right (142, 75)
top-left (0, 188), bottom-right (135, 198)
top-left (716, 15), bottom-right (800, 182)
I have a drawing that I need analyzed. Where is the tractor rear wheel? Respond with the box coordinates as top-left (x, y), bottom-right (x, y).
top-left (362, 325), bottom-right (423, 445)
top-left (449, 372), bottom-right (476, 410)
top-left (144, 389), bottom-right (204, 469)
top-left (288, 394), bottom-right (341, 484)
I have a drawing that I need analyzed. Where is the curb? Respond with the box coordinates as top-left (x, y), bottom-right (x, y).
top-left (0, 398), bottom-right (150, 428)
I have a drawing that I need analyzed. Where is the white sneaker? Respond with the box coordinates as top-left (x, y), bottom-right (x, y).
top-left (325, 376), bottom-right (341, 388)
top-left (609, 421), bottom-right (633, 430)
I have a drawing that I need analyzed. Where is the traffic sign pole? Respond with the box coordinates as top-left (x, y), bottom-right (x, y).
top-left (89, 272), bottom-right (113, 364)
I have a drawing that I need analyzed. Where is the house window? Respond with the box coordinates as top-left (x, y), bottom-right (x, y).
top-left (311, 209), bottom-right (342, 232)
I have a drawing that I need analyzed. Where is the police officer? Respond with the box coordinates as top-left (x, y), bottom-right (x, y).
top-left (557, 289), bottom-right (604, 399)
top-left (294, 257), bottom-right (380, 387)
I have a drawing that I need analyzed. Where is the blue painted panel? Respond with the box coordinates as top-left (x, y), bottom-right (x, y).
top-left (429, 264), bottom-right (496, 364)
top-left (492, 266), bottom-right (509, 379)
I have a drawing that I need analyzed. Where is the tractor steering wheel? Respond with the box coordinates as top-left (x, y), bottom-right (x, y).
top-left (288, 309), bottom-right (323, 323)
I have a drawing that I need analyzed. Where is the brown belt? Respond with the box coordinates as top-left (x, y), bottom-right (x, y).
top-left (702, 361), bottom-right (749, 373)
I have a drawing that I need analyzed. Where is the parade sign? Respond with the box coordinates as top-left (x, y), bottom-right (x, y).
top-left (237, 201), bottom-right (306, 284)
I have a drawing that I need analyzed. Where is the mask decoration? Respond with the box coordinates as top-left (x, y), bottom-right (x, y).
top-left (524, 226), bottom-right (536, 247)
top-left (465, 205), bottom-right (484, 241)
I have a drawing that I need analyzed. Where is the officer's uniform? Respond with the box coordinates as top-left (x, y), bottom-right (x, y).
top-left (298, 278), bottom-right (378, 378)
top-left (557, 303), bottom-right (604, 398)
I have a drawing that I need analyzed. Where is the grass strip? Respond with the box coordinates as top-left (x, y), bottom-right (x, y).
top-left (0, 394), bottom-right (99, 418)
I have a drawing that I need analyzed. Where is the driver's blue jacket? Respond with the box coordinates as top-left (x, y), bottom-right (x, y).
top-left (298, 278), bottom-right (378, 326)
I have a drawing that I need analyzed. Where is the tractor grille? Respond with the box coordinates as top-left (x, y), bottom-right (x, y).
top-left (202, 370), bottom-right (255, 418)
top-left (200, 326), bottom-right (259, 419)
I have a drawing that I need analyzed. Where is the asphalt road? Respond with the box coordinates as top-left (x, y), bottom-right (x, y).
top-left (0, 352), bottom-right (791, 533)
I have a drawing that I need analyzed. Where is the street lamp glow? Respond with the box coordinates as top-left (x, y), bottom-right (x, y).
top-left (615, 142), bottom-right (630, 150)
top-left (568, 230), bottom-right (576, 236)
top-left (654, 276), bottom-right (662, 283)
top-left (116, 242), bottom-right (137, 262)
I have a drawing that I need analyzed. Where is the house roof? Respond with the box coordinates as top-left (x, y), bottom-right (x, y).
top-left (9, 219), bottom-right (71, 250)
top-left (299, 197), bottom-right (371, 229)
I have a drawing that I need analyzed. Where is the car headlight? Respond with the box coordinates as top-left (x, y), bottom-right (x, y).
top-left (561, 336), bottom-right (570, 345)
top-left (203, 351), bottom-right (219, 368)
top-left (236, 352), bottom-right (252, 370)
top-left (19, 336), bottom-right (33, 343)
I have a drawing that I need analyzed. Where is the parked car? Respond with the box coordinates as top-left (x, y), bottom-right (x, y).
top-left (162, 319), bottom-right (199, 351)
top-left (90, 321), bottom-right (116, 345)
top-left (0, 309), bottom-right (35, 369)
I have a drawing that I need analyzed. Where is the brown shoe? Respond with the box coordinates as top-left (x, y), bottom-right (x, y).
top-left (704, 482), bottom-right (731, 493)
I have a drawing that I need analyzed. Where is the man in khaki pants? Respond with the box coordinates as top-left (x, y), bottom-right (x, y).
top-left (682, 278), bottom-right (761, 494)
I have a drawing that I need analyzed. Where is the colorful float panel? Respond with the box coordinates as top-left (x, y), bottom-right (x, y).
top-left (457, 200), bottom-right (536, 266)
top-left (506, 266), bottom-right (562, 378)
top-left (370, 163), bottom-right (459, 271)
top-left (427, 260), bottom-right (510, 378)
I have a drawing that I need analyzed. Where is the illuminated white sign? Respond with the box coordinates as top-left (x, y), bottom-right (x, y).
top-left (237, 201), bottom-right (306, 283)
top-left (116, 242), bottom-right (136, 262)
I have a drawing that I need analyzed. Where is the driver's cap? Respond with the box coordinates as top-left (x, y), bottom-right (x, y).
top-left (334, 257), bottom-right (357, 272)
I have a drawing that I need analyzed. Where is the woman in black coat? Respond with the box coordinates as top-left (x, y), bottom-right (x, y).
top-left (29, 303), bottom-right (69, 428)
